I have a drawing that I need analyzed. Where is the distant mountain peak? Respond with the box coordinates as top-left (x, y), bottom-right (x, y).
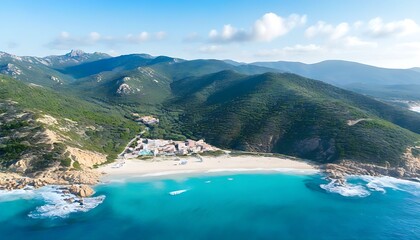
top-left (67, 49), bottom-right (86, 57)
top-left (41, 50), bottom-right (110, 68)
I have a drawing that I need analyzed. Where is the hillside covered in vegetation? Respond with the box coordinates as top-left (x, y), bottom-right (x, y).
top-left (0, 50), bottom-right (419, 179)
top-left (168, 71), bottom-right (420, 167)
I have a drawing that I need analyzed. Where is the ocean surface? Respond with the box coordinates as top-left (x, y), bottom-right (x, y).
top-left (0, 172), bottom-right (419, 240)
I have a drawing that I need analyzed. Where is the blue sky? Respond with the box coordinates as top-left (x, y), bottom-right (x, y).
top-left (2, 0), bottom-right (420, 68)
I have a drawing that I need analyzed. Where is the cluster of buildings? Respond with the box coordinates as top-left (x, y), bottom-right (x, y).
top-left (122, 138), bottom-right (219, 159)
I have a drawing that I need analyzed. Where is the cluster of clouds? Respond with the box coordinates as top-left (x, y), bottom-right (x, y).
top-left (191, 13), bottom-right (419, 67)
top-left (44, 12), bottom-right (420, 67)
top-left (47, 31), bottom-right (166, 50)
top-left (204, 13), bottom-right (419, 52)
top-left (249, 14), bottom-right (420, 64)
top-left (208, 13), bottom-right (307, 43)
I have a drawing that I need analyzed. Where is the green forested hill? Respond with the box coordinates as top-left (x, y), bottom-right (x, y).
top-left (0, 76), bottom-right (141, 166)
top-left (169, 71), bottom-right (420, 166)
top-left (1, 50), bottom-right (420, 170)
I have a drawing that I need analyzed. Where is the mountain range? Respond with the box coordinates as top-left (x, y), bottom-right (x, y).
top-left (0, 50), bottom-right (419, 178)
top-left (252, 60), bottom-right (420, 100)
top-left (2, 50), bottom-right (420, 101)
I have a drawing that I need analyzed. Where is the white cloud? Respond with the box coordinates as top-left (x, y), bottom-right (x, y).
top-left (47, 31), bottom-right (166, 49)
top-left (353, 21), bottom-right (364, 30)
top-left (305, 21), bottom-right (349, 40)
top-left (305, 21), bottom-right (377, 49)
top-left (89, 32), bottom-right (101, 42)
top-left (252, 13), bottom-right (306, 41)
top-left (283, 44), bottom-right (321, 52)
top-left (367, 17), bottom-right (420, 37)
top-left (396, 41), bottom-right (420, 51)
top-left (209, 12), bottom-right (306, 43)
top-left (249, 18), bottom-right (418, 68)
top-left (126, 32), bottom-right (150, 43)
top-left (343, 36), bottom-right (377, 48)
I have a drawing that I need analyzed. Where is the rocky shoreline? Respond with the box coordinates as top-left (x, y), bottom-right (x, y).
top-left (1, 147), bottom-right (419, 196)
top-left (323, 161), bottom-right (420, 187)
top-left (323, 146), bottom-right (420, 184)
top-left (0, 169), bottom-right (100, 197)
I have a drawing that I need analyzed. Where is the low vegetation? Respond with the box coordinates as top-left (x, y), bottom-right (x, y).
top-left (167, 71), bottom-right (420, 166)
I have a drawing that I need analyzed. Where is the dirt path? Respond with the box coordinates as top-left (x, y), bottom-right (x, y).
top-left (347, 118), bottom-right (371, 126)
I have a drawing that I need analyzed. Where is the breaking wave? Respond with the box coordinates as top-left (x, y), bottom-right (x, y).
top-left (169, 189), bottom-right (188, 196)
top-left (359, 176), bottom-right (420, 196)
top-left (0, 187), bottom-right (37, 202)
top-left (320, 180), bottom-right (371, 197)
top-left (0, 186), bottom-right (105, 219)
top-left (321, 176), bottom-right (420, 197)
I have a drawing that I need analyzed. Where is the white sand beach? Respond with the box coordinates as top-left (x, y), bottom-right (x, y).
top-left (98, 155), bottom-right (318, 181)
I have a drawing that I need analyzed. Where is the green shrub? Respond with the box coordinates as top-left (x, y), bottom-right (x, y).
top-left (60, 158), bottom-right (72, 167)
top-left (72, 161), bottom-right (82, 170)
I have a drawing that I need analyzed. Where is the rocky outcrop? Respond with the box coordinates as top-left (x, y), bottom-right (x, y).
top-left (66, 147), bottom-right (107, 168)
top-left (0, 168), bottom-right (102, 189)
top-left (324, 147), bottom-right (420, 181)
top-left (69, 184), bottom-right (95, 198)
top-left (0, 174), bottom-right (55, 190)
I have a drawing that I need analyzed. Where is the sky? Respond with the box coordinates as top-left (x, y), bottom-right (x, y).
top-left (1, 0), bottom-right (420, 68)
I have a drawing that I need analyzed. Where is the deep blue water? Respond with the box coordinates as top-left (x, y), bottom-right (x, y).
top-left (0, 173), bottom-right (419, 240)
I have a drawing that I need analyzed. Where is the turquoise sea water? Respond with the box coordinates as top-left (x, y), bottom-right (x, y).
top-left (0, 173), bottom-right (419, 240)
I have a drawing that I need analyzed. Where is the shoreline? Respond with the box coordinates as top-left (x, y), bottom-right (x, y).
top-left (97, 155), bottom-right (319, 182)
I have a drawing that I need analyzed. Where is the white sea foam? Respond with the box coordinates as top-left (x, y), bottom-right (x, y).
top-left (169, 189), bottom-right (188, 196)
top-left (410, 106), bottom-right (420, 113)
top-left (320, 180), bottom-right (371, 197)
top-left (0, 187), bottom-right (36, 202)
top-left (28, 186), bottom-right (105, 219)
top-left (1, 186), bottom-right (105, 218)
top-left (321, 176), bottom-right (420, 197)
top-left (358, 176), bottom-right (420, 196)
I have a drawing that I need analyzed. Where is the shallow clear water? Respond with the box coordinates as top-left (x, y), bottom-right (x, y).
top-left (0, 173), bottom-right (419, 240)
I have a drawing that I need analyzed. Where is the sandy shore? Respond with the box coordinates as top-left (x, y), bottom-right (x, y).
top-left (98, 155), bottom-right (318, 181)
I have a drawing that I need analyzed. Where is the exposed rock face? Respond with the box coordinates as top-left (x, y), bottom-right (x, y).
top-left (134, 115), bottom-right (159, 125)
top-left (0, 169), bottom-right (102, 191)
top-left (0, 63), bottom-right (22, 76)
top-left (0, 173), bottom-right (56, 190)
top-left (8, 158), bottom-right (33, 174)
top-left (293, 138), bottom-right (337, 162)
top-left (68, 49), bottom-right (85, 57)
top-left (69, 184), bottom-right (95, 198)
top-left (58, 170), bottom-right (102, 185)
top-left (402, 146), bottom-right (420, 174)
top-left (66, 147), bottom-right (107, 168)
top-left (36, 114), bottom-right (59, 125)
top-left (324, 147), bottom-right (420, 181)
top-left (116, 83), bottom-right (132, 94)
